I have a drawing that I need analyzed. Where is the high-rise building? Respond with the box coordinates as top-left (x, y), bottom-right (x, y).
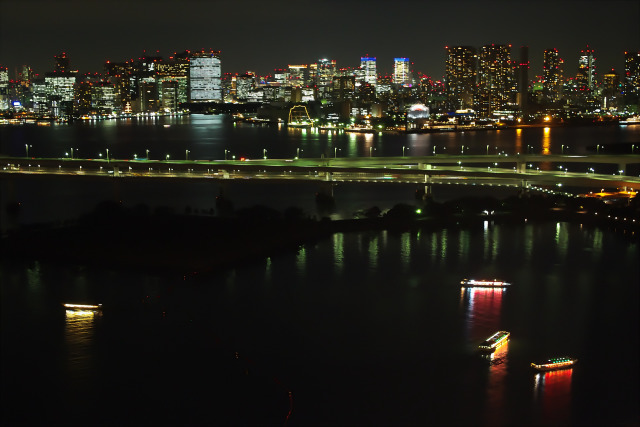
top-left (577, 47), bottom-right (596, 91)
top-left (393, 58), bottom-right (410, 85)
top-left (477, 44), bottom-right (515, 117)
top-left (189, 49), bottom-right (222, 102)
top-left (624, 51), bottom-right (640, 106)
top-left (445, 46), bottom-right (476, 109)
top-left (287, 65), bottom-right (308, 87)
top-left (310, 59), bottom-right (336, 87)
top-left (542, 48), bottom-right (562, 103)
top-left (236, 72), bottom-right (255, 101)
top-left (0, 66), bottom-right (9, 110)
top-left (54, 52), bottom-right (70, 73)
top-left (360, 56), bottom-right (377, 86)
top-left (601, 69), bottom-right (621, 109)
top-left (517, 46), bottom-right (529, 114)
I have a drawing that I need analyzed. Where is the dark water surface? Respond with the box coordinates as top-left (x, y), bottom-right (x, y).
top-left (2, 222), bottom-right (638, 425)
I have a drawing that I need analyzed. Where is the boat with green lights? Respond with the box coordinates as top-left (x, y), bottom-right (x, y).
top-left (531, 357), bottom-right (577, 371)
top-left (478, 331), bottom-right (510, 352)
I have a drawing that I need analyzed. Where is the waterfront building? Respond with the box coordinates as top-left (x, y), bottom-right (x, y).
top-left (360, 56), bottom-right (377, 86)
top-left (19, 65), bottom-right (33, 89)
top-left (156, 55), bottom-right (189, 106)
top-left (542, 48), bottom-right (563, 103)
top-left (92, 82), bottom-right (116, 113)
top-left (44, 71), bottom-right (77, 117)
top-left (393, 57), bottom-right (410, 85)
top-left (476, 44), bottom-right (516, 118)
top-left (624, 51), bottom-right (640, 107)
top-left (445, 46), bottom-right (477, 110)
top-left (139, 80), bottom-right (159, 112)
top-left (189, 49), bottom-right (222, 102)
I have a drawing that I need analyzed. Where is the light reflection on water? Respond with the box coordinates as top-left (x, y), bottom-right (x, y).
top-left (64, 309), bottom-right (99, 379)
top-left (534, 369), bottom-right (573, 425)
top-left (461, 287), bottom-right (506, 342)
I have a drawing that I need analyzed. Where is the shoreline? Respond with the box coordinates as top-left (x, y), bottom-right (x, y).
top-left (2, 196), bottom-right (637, 278)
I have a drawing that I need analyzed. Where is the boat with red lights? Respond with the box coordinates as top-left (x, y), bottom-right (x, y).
top-left (461, 279), bottom-right (511, 287)
top-left (478, 331), bottom-right (510, 352)
top-left (531, 357), bottom-right (577, 371)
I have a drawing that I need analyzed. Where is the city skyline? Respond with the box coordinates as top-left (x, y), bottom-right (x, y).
top-left (1, 0), bottom-right (639, 79)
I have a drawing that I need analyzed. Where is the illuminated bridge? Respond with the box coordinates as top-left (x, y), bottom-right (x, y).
top-left (1, 154), bottom-right (640, 195)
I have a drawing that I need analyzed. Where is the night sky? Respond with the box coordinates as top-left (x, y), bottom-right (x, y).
top-left (1, 0), bottom-right (639, 80)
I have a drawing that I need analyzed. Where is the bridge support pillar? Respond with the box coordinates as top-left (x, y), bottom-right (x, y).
top-left (219, 169), bottom-right (230, 179)
top-left (315, 181), bottom-right (336, 215)
top-left (418, 163), bottom-right (433, 170)
top-left (516, 161), bottom-right (526, 173)
top-left (618, 163), bottom-right (626, 175)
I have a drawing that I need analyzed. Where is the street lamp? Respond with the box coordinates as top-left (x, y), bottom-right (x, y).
top-left (486, 144), bottom-right (489, 155)
top-left (597, 144), bottom-right (600, 154)
top-left (296, 147), bottom-right (302, 159)
top-left (185, 149), bottom-right (190, 160)
top-left (70, 148), bottom-right (74, 159)
top-left (263, 149), bottom-right (267, 159)
top-left (25, 144), bottom-right (32, 157)
top-left (146, 149), bottom-right (149, 160)
top-left (334, 147), bottom-right (340, 158)
top-left (106, 148), bottom-right (110, 163)
top-left (561, 144), bottom-right (564, 154)
top-left (224, 149), bottom-right (229, 160)
top-left (403, 146), bottom-right (408, 156)
top-left (370, 146), bottom-right (375, 157)
top-left (166, 154), bottom-right (170, 161)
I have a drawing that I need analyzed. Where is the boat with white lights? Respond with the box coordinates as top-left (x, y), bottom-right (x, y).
top-left (461, 279), bottom-right (511, 287)
top-left (478, 331), bottom-right (510, 352)
top-left (531, 357), bottom-right (577, 371)
top-left (63, 303), bottom-right (102, 310)
top-left (619, 115), bottom-right (640, 125)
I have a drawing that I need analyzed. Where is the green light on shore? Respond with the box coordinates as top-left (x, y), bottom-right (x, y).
top-left (416, 209), bottom-right (422, 214)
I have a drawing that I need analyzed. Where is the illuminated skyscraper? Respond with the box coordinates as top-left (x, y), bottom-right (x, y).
top-left (393, 58), bottom-right (410, 85)
top-left (624, 51), bottom-right (640, 106)
top-left (189, 49), bottom-right (222, 102)
top-left (577, 47), bottom-right (596, 91)
top-left (360, 56), bottom-right (377, 86)
top-left (445, 46), bottom-right (476, 109)
top-left (477, 44), bottom-right (515, 117)
top-left (287, 65), bottom-right (308, 87)
top-left (0, 66), bottom-right (8, 110)
top-left (543, 48), bottom-right (562, 103)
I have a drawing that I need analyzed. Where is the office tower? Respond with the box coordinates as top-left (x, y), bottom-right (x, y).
top-left (477, 44), bottom-right (515, 117)
top-left (393, 58), bottom-right (410, 85)
top-left (445, 46), bottom-right (477, 109)
top-left (156, 53), bottom-right (189, 106)
top-left (517, 46), bottom-right (529, 114)
top-left (543, 48), bottom-right (562, 103)
top-left (310, 59), bottom-right (336, 86)
top-left (287, 65), bottom-right (308, 87)
top-left (0, 66), bottom-right (8, 110)
top-left (20, 65), bottom-right (33, 89)
top-left (54, 52), bottom-right (70, 73)
top-left (360, 56), bottom-right (377, 86)
top-left (601, 69), bottom-right (620, 109)
top-left (577, 46), bottom-right (596, 91)
top-left (332, 75), bottom-right (355, 101)
top-left (189, 49), bottom-right (222, 102)
top-left (236, 72), bottom-right (255, 101)
top-left (139, 80), bottom-right (159, 112)
top-left (624, 51), bottom-right (640, 106)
